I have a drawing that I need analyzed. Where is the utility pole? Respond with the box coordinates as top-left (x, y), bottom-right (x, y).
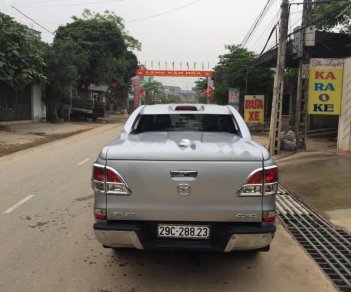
top-left (268, 0), bottom-right (290, 156)
top-left (294, 0), bottom-right (312, 150)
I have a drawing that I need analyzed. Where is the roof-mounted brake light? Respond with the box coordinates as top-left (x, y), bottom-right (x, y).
top-left (175, 105), bottom-right (198, 111)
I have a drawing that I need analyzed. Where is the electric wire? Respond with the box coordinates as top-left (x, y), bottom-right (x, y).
top-left (248, 8), bottom-right (281, 52)
top-left (127, 0), bottom-right (202, 23)
top-left (255, 1), bottom-right (351, 64)
top-left (241, 0), bottom-right (276, 47)
top-left (16, 0), bottom-right (123, 8)
top-left (241, 0), bottom-right (273, 46)
top-left (11, 6), bottom-right (54, 35)
top-left (218, 1), bottom-right (351, 87)
top-left (258, 24), bottom-right (278, 58)
top-left (12, 0), bottom-right (72, 5)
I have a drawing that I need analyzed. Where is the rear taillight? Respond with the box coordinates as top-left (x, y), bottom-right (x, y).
top-left (238, 166), bottom-right (278, 196)
top-left (265, 167), bottom-right (278, 183)
top-left (264, 166), bottom-right (278, 195)
top-left (239, 169), bottom-right (263, 195)
top-left (92, 165), bottom-right (104, 182)
top-left (91, 164), bottom-right (131, 195)
top-left (106, 168), bottom-right (122, 183)
top-left (94, 208), bottom-right (107, 220)
top-left (263, 211), bottom-right (276, 222)
top-left (246, 170), bottom-right (262, 184)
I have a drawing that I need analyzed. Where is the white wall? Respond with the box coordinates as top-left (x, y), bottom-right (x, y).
top-left (31, 85), bottom-right (46, 121)
top-left (337, 57), bottom-right (351, 151)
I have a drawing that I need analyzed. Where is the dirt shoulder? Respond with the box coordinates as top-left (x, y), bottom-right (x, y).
top-left (0, 115), bottom-right (128, 157)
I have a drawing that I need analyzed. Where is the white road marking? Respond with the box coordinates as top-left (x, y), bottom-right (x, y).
top-left (3, 195), bottom-right (35, 214)
top-left (78, 158), bottom-right (90, 166)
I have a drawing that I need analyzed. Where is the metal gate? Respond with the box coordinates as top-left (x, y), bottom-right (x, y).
top-left (0, 82), bottom-right (32, 121)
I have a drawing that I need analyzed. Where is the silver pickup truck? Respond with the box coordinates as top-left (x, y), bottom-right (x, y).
top-left (92, 104), bottom-right (278, 252)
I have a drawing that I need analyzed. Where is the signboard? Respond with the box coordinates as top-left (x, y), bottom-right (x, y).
top-left (228, 88), bottom-right (240, 110)
top-left (308, 58), bottom-right (344, 115)
top-left (136, 70), bottom-right (213, 77)
top-left (133, 77), bottom-right (140, 109)
top-left (244, 95), bottom-right (264, 124)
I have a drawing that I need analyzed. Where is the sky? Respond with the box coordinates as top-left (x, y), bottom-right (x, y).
top-left (1, 0), bottom-right (302, 89)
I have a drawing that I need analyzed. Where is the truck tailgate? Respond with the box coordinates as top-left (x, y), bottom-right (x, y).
top-left (106, 160), bottom-right (263, 222)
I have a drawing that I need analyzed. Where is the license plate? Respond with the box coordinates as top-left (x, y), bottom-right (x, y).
top-left (157, 224), bottom-right (210, 239)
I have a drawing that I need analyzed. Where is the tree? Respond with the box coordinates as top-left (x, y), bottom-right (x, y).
top-left (44, 38), bottom-right (87, 121)
top-left (213, 45), bottom-right (274, 112)
top-left (313, 0), bottom-right (351, 33)
top-left (55, 10), bottom-right (140, 89)
top-left (194, 78), bottom-right (209, 103)
top-left (142, 79), bottom-right (165, 104)
top-left (46, 10), bottom-right (140, 119)
top-left (0, 13), bottom-right (46, 90)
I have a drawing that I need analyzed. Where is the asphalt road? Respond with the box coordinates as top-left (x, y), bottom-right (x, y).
top-left (0, 123), bottom-right (335, 292)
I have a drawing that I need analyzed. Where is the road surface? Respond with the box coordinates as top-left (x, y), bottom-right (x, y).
top-left (0, 123), bottom-right (335, 291)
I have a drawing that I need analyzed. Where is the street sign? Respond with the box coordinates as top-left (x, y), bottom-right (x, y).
top-left (244, 95), bottom-right (264, 124)
top-left (228, 88), bottom-right (240, 110)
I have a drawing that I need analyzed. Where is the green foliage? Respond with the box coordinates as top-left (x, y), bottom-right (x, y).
top-left (313, 0), bottom-right (351, 33)
top-left (194, 78), bottom-right (207, 92)
top-left (55, 10), bottom-right (139, 89)
top-left (213, 45), bottom-right (273, 108)
top-left (45, 10), bottom-right (140, 118)
top-left (0, 13), bottom-right (46, 90)
top-left (194, 78), bottom-right (209, 103)
top-left (141, 79), bottom-right (165, 104)
top-left (45, 38), bottom-right (86, 102)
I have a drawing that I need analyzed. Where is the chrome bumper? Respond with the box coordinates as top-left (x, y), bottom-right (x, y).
top-left (94, 222), bottom-right (275, 252)
top-left (94, 230), bottom-right (144, 249)
top-left (224, 233), bottom-right (274, 252)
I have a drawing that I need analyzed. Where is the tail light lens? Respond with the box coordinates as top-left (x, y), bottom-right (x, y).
top-left (246, 170), bottom-right (262, 184)
top-left (94, 208), bottom-right (107, 220)
top-left (265, 167), bottom-right (278, 183)
top-left (264, 166), bottom-right (278, 195)
top-left (263, 211), bottom-right (276, 222)
top-left (239, 169), bottom-right (263, 195)
top-left (239, 166), bottom-right (278, 196)
top-left (91, 164), bottom-right (131, 195)
top-left (93, 165), bottom-right (104, 182)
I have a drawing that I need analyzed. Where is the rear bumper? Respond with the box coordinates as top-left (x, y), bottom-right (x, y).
top-left (94, 221), bottom-right (276, 252)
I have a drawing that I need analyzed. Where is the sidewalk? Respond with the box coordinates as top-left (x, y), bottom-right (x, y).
top-left (252, 132), bottom-right (351, 233)
top-left (0, 115), bottom-right (128, 157)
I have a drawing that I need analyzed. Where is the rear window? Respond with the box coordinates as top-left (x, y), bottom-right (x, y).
top-left (133, 114), bottom-right (238, 134)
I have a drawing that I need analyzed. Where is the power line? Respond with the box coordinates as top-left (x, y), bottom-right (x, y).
top-left (258, 24), bottom-right (278, 58)
top-left (16, 0), bottom-right (123, 8)
top-left (127, 0), bottom-right (202, 23)
top-left (11, 6), bottom-right (54, 35)
top-left (13, 0), bottom-right (68, 5)
top-left (254, 0), bottom-right (351, 66)
top-left (241, 0), bottom-right (276, 47)
top-left (218, 1), bottom-right (351, 85)
top-left (248, 8), bottom-right (281, 52)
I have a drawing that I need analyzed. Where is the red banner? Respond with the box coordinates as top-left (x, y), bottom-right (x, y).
top-left (133, 78), bottom-right (140, 109)
top-left (136, 70), bottom-right (213, 77)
